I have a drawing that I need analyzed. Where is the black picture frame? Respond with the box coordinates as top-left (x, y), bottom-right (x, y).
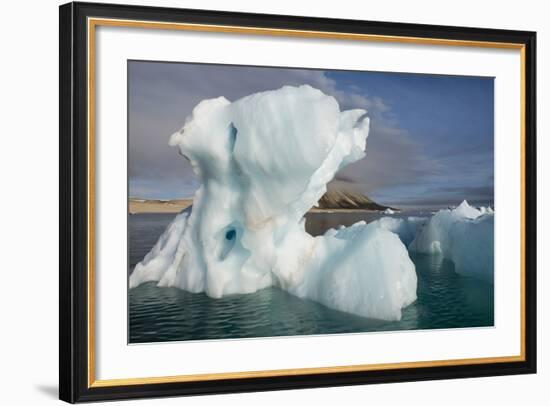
top-left (59, 1), bottom-right (537, 403)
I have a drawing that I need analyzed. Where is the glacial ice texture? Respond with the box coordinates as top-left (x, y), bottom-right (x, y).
top-left (409, 201), bottom-right (494, 282)
top-left (129, 85), bottom-right (417, 321)
top-left (373, 216), bottom-right (428, 247)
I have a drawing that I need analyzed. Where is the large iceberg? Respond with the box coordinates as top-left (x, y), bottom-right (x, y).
top-left (130, 85), bottom-right (417, 321)
top-left (408, 201), bottom-right (494, 282)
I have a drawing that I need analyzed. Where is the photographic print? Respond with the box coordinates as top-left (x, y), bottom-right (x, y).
top-left (60, 4), bottom-right (536, 401)
top-left (127, 61), bottom-right (495, 344)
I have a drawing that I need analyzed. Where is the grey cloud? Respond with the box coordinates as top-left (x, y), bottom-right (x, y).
top-left (128, 61), bottom-right (438, 200)
top-left (333, 121), bottom-right (439, 197)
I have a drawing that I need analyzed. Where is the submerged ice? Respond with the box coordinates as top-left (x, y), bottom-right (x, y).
top-left (129, 85), bottom-right (417, 321)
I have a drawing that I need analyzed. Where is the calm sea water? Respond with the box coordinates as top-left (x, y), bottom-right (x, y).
top-left (129, 212), bottom-right (493, 343)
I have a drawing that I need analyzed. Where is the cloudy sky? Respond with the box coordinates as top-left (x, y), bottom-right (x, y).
top-left (128, 60), bottom-right (494, 208)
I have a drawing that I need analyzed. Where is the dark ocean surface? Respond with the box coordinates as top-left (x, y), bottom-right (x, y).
top-left (128, 212), bottom-right (493, 343)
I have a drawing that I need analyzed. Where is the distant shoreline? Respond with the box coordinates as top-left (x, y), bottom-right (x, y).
top-left (308, 208), bottom-right (383, 214)
top-left (129, 198), bottom-right (388, 214)
top-left (129, 198), bottom-right (193, 214)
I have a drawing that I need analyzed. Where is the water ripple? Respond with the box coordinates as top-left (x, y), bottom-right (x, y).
top-left (129, 213), bottom-right (493, 343)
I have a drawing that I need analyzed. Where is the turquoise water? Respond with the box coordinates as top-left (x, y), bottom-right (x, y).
top-left (128, 213), bottom-right (493, 343)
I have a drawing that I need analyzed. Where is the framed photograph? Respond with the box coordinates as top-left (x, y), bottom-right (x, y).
top-left (59, 1), bottom-right (537, 403)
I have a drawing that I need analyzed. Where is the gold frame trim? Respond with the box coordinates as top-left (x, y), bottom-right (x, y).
top-left (87, 17), bottom-right (527, 388)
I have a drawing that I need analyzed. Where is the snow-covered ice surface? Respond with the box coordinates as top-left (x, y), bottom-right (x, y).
top-left (408, 201), bottom-right (494, 282)
top-left (129, 85), bottom-right (417, 321)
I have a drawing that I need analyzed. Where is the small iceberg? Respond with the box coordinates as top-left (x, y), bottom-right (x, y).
top-left (408, 200), bottom-right (494, 282)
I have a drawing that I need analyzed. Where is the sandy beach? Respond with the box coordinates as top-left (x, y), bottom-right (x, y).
top-left (129, 198), bottom-right (193, 214)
